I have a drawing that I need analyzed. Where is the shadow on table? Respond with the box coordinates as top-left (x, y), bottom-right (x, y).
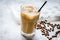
top-left (22, 34), bottom-right (35, 40)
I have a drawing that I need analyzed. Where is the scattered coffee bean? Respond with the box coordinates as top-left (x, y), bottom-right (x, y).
top-left (54, 24), bottom-right (57, 26)
top-left (45, 20), bottom-right (47, 22)
top-left (47, 37), bottom-right (52, 40)
top-left (36, 20), bottom-right (60, 40)
top-left (49, 38), bottom-right (52, 40)
top-left (47, 23), bottom-right (50, 25)
top-left (55, 31), bottom-right (60, 36)
top-left (52, 35), bottom-right (57, 38)
top-left (37, 24), bottom-right (42, 29)
top-left (57, 24), bottom-right (60, 29)
top-left (50, 28), bottom-right (54, 31)
top-left (46, 29), bottom-right (51, 32)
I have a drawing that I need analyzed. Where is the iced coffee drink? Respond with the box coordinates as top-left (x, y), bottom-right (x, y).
top-left (21, 6), bottom-right (40, 37)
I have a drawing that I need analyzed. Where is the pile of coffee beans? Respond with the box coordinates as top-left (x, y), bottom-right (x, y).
top-left (36, 20), bottom-right (60, 40)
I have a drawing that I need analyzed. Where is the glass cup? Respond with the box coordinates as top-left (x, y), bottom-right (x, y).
top-left (21, 4), bottom-right (40, 38)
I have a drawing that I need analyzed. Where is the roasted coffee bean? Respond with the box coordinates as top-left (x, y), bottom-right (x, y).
top-left (57, 25), bottom-right (60, 29)
top-left (49, 24), bottom-right (54, 27)
top-left (46, 29), bottom-right (51, 32)
top-left (37, 23), bottom-right (41, 27)
top-left (56, 24), bottom-right (59, 26)
top-left (52, 35), bottom-right (57, 38)
top-left (45, 31), bottom-right (49, 36)
top-left (47, 37), bottom-right (52, 40)
top-left (42, 24), bottom-right (46, 28)
top-left (55, 31), bottom-right (60, 36)
top-left (42, 34), bottom-right (45, 35)
top-left (49, 38), bottom-right (52, 40)
top-left (37, 24), bottom-right (42, 29)
top-left (41, 21), bottom-right (45, 23)
top-left (42, 29), bottom-right (49, 36)
top-left (36, 20), bottom-right (60, 40)
top-left (42, 33), bottom-right (49, 36)
top-left (54, 24), bottom-right (57, 26)
top-left (37, 28), bottom-right (40, 29)
top-left (41, 29), bottom-right (45, 33)
top-left (51, 28), bottom-right (54, 31)
top-left (45, 20), bottom-right (47, 22)
top-left (45, 33), bottom-right (49, 36)
top-left (47, 23), bottom-right (50, 25)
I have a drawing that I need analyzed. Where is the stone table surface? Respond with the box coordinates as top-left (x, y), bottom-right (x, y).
top-left (0, 0), bottom-right (60, 40)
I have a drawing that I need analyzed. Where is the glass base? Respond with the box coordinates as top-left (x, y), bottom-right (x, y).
top-left (21, 31), bottom-right (35, 39)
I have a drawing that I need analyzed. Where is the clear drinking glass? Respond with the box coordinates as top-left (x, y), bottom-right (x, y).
top-left (21, 4), bottom-right (40, 38)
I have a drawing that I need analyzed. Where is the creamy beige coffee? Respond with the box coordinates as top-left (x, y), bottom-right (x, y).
top-left (21, 6), bottom-right (39, 34)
